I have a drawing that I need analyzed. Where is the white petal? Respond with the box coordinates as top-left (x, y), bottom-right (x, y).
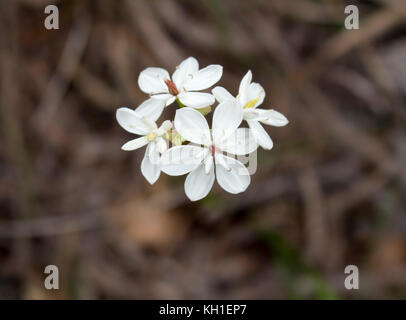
top-left (204, 155), bottom-right (213, 175)
top-left (134, 98), bottom-right (165, 122)
top-left (116, 107), bottom-right (150, 135)
top-left (147, 141), bottom-right (160, 164)
top-left (160, 145), bottom-right (206, 176)
top-left (159, 120), bottom-right (173, 132)
top-left (177, 91), bottom-right (215, 108)
top-left (247, 120), bottom-right (273, 150)
top-left (183, 64), bottom-right (223, 91)
top-left (155, 137), bottom-right (168, 154)
top-left (141, 146), bottom-right (161, 184)
top-left (220, 128), bottom-right (258, 155)
top-left (214, 152), bottom-right (230, 171)
top-left (212, 99), bottom-right (243, 145)
top-left (243, 108), bottom-right (279, 121)
top-left (172, 57), bottom-right (199, 89)
top-left (121, 136), bottom-right (149, 151)
top-left (184, 163), bottom-right (215, 201)
top-left (138, 67), bottom-right (170, 95)
top-left (150, 94), bottom-right (176, 106)
top-left (246, 82), bottom-right (265, 109)
top-left (212, 86), bottom-right (235, 103)
top-left (174, 107), bottom-right (211, 145)
top-left (238, 70), bottom-right (252, 105)
top-left (215, 154), bottom-right (250, 194)
top-left (258, 109), bottom-right (289, 127)
top-left (141, 117), bottom-right (158, 132)
top-left (243, 109), bottom-right (263, 121)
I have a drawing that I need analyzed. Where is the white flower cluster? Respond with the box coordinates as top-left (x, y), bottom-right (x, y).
top-left (116, 57), bottom-right (288, 201)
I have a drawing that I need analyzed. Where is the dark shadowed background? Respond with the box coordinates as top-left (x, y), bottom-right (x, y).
top-left (1, 0), bottom-right (406, 299)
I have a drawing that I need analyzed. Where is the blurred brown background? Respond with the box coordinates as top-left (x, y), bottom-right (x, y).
top-left (1, 0), bottom-right (406, 299)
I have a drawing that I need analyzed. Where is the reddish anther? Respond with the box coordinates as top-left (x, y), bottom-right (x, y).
top-left (164, 79), bottom-right (179, 96)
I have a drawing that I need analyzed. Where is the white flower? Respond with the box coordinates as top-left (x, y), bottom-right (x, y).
top-left (212, 70), bottom-right (289, 150)
top-left (160, 100), bottom-right (257, 201)
top-left (116, 106), bottom-right (172, 184)
top-left (138, 57), bottom-right (223, 109)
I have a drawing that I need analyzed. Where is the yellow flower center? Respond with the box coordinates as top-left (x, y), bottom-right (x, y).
top-left (146, 132), bottom-right (157, 141)
top-left (243, 97), bottom-right (259, 109)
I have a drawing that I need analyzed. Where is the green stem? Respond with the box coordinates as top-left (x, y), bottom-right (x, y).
top-left (176, 98), bottom-right (185, 108)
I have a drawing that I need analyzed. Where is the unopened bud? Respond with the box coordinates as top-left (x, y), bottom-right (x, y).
top-left (197, 106), bottom-right (212, 116)
top-left (171, 130), bottom-right (184, 146)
